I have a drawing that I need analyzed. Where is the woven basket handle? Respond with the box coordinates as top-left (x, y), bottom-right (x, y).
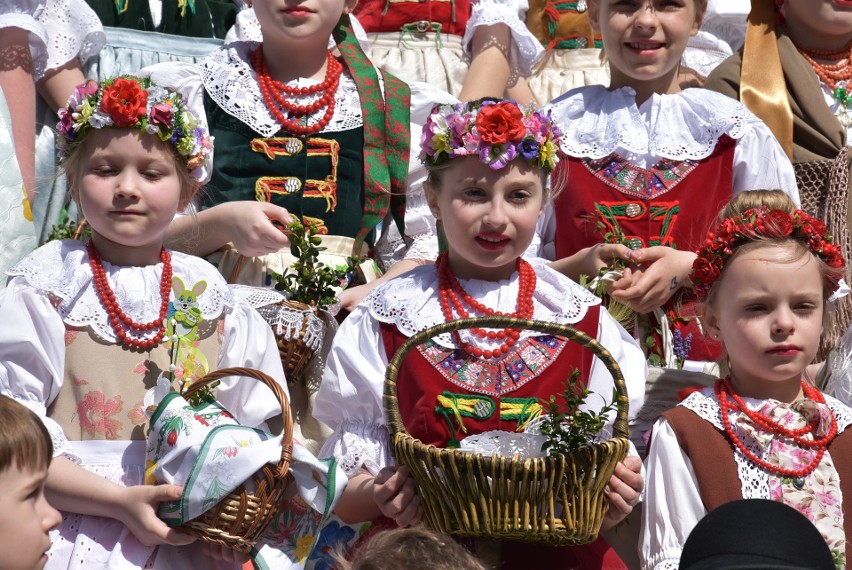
top-left (182, 367), bottom-right (294, 473)
top-left (384, 317), bottom-right (630, 440)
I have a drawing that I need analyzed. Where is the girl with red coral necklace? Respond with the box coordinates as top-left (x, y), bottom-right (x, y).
top-left (0, 75), bottom-right (339, 569)
top-left (314, 99), bottom-right (648, 568)
top-left (641, 190), bottom-right (852, 568)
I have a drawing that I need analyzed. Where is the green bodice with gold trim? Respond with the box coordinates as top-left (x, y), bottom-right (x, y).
top-left (201, 91), bottom-right (371, 242)
top-left (85, 0), bottom-right (237, 38)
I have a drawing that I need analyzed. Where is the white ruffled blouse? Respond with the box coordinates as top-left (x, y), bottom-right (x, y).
top-left (529, 86), bottom-right (800, 258)
top-left (0, 0), bottom-right (48, 78)
top-left (143, 42), bottom-right (456, 263)
top-left (640, 388), bottom-right (852, 570)
top-left (313, 259), bottom-right (647, 477)
top-left (30, 0), bottom-right (104, 80)
top-left (0, 240), bottom-right (287, 460)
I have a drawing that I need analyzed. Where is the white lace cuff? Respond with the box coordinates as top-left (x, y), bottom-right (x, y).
top-left (0, 12), bottom-right (48, 78)
top-left (465, 0), bottom-right (544, 80)
top-left (404, 233), bottom-right (439, 262)
top-left (319, 422), bottom-right (392, 478)
top-left (643, 555), bottom-right (681, 570)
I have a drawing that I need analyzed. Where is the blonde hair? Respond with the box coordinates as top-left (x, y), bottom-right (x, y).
top-left (334, 527), bottom-right (487, 570)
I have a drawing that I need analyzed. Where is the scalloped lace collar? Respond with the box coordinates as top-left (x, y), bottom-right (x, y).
top-left (365, 258), bottom-right (601, 349)
top-left (7, 240), bottom-right (233, 343)
top-left (547, 85), bottom-right (752, 161)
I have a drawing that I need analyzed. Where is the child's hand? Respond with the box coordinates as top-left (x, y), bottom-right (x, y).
top-left (601, 456), bottom-right (643, 530)
top-left (338, 283), bottom-right (369, 313)
top-left (373, 466), bottom-right (423, 527)
top-left (116, 485), bottom-right (197, 547)
top-left (224, 201), bottom-right (293, 257)
top-left (608, 247), bottom-right (697, 313)
top-left (200, 542), bottom-right (251, 564)
top-left (550, 243), bottom-right (634, 281)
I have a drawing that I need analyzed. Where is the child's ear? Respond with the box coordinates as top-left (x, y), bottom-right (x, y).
top-left (691, 0), bottom-right (707, 37)
top-left (424, 180), bottom-right (441, 220)
top-left (343, 0), bottom-right (358, 16)
top-left (703, 306), bottom-right (721, 344)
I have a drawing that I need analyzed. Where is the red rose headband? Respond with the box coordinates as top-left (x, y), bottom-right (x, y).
top-left (57, 75), bottom-right (213, 182)
top-left (691, 207), bottom-right (845, 301)
top-left (419, 99), bottom-right (561, 172)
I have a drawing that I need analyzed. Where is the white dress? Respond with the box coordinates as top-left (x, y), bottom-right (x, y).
top-left (0, 240), bottom-right (343, 570)
top-left (641, 388), bottom-right (852, 570)
top-left (314, 259), bottom-right (647, 478)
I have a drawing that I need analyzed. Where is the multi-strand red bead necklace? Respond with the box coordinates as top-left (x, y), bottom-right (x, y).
top-left (715, 377), bottom-right (838, 480)
top-left (788, 34), bottom-right (852, 92)
top-left (87, 241), bottom-right (172, 350)
top-left (253, 46), bottom-right (343, 137)
top-left (437, 252), bottom-right (536, 359)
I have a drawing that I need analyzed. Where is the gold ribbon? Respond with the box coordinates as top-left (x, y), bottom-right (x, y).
top-left (741, 0), bottom-right (794, 159)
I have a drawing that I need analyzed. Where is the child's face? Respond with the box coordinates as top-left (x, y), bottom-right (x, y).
top-left (253, 0), bottom-right (356, 46)
top-left (426, 158), bottom-right (545, 281)
top-left (704, 243), bottom-right (824, 400)
top-left (75, 129), bottom-right (188, 264)
top-left (0, 464), bottom-right (60, 570)
top-left (589, 0), bottom-right (702, 94)
top-left (782, 0), bottom-right (852, 47)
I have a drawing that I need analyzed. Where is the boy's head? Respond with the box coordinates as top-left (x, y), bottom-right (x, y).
top-left (0, 396), bottom-right (61, 570)
top-left (337, 526), bottom-right (487, 570)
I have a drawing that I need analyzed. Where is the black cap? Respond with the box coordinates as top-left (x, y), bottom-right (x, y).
top-left (679, 499), bottom-right (836, 570)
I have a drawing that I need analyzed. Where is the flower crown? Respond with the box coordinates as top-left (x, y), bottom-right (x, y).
top-left (691, 207), bottom-right (846, 300)
top-left (419, 99), bottom-right (561, 172)
top-left (57, 76), bottom-right (212, 182)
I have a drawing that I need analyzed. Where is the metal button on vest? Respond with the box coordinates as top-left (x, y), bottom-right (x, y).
top-left (474, 400), bottom-right (491, 419)
top-left (577, 0), bottom-right (587, 12)
top-left (284, 178), bottom-right (302, 193)
top-left (285, 138), bottom-right (302, 154)
top-left (625, 203), bottom-right (642, 218)
top-left (627, 237), bottom-right (643, 250)
top-left (416, 20), bottom-right (429, 32)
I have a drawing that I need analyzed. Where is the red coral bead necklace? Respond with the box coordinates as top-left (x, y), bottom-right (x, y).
top-left (253, 46), bottom-right (342, 137)
top-left (87, 240), bottom-right (172, 350)
top-left (437, 252), bottom-right (536, 359)
top-left (715, 376), bottom-right (838, 480)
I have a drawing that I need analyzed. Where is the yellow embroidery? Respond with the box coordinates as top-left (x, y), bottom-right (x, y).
top-left (251, 137), bottom-right (340, 212)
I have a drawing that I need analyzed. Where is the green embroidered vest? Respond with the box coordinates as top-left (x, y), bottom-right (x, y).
top-left (85, 0), bottom-right (237, 38)
top-left (201, 92), bottom-right (371, 242)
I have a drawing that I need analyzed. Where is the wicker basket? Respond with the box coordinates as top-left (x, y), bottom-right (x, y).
top-left (384, 317), bottom-right (630, 546)
top-left (179, 367), bottom-right (294, 553)
top-left (269, 299), bottom-right (323, 383)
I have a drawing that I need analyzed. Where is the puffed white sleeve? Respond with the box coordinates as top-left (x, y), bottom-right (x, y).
top-left (36, 0), bottom-right (104, 80)
top-left (0, 277), bottom-right (72, 458)
top-left (465, 0), bottom-right (544, 80)
top-left (393, 82), bottom-right (459, 264)
top-left (214, 299), bottom-right (289, 429)
top-left (313, 303), bottom-right (391, 478)
top-left (0, 0), bottom-right (48, 79)
top-left (585, 308), bottom-right (646, 426)
top-left (732, 117), bottom-right (800, 206)
top-left (640, 416), bottom-right (706, 570)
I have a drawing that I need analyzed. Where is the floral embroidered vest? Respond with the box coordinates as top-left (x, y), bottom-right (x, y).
top-left (353, 0), bottom-right (471, 36)
top-left (201, 91), bottom-right (370, 242)
top-left (379, 305), bottom-right (600, 448)
top-left (524, 0), bottom-right (601, 50)
top-left (85, 0), bottom-right (237, 38)
top-left (48, 320), bottom-right (223, 442)
top-left (553, 135), bottom-right (736, 362)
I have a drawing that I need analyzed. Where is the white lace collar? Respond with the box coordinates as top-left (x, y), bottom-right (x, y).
top-left (8, 240), bottom-right (233, 344)
top-left (197, 41), bottom-right (364, 137)
top-left (547, 85), bottom-right (752, 161)
top-left (365, 258), bottom-right (601, 349)
top-left (681, 386), bottom-right (852, 434)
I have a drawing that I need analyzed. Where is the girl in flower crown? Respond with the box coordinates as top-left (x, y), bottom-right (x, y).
top-left (0, 75), bottom-right (341, 569)
top-left (313, 98), bottom-right (647, 568)
top-left (641, 191), bottom-right (852, 569)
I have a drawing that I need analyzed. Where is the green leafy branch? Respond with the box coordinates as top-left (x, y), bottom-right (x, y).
top-left (271, 219), bottom-right (357, 310)
top-left (539, 369), bottom-right (618, 457)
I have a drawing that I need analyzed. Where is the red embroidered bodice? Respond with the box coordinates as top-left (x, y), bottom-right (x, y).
top-left (379, 305), bottom-right (600, 448)
top-left (553, 135), bottom-right (737, 361)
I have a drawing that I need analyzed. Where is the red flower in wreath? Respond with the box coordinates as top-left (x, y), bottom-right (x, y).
top-left (765, 210), bottom-right (793, 236)
top-left (827, 252), bottom-right (845, 269)
top-left (101, 78), bottom-right (148, 127)
top-left (476, 102), bottom-right (526, 145)
top-left (692, 257), bottom-right (720, 285)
